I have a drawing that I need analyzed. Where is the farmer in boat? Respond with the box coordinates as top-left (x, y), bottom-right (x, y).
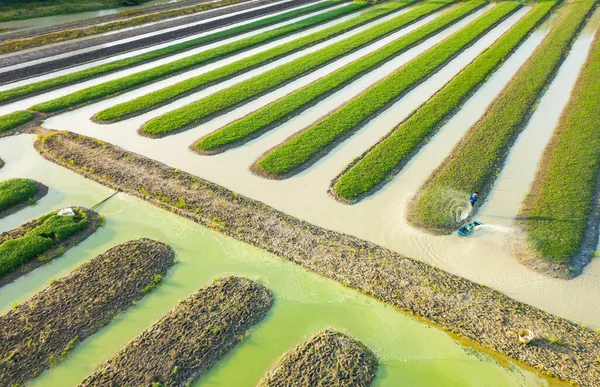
top-left (469, 191), bottom-right (479, 210)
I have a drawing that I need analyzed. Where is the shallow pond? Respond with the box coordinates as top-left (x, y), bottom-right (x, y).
top-left (0, 134), bottom-right (551, 386)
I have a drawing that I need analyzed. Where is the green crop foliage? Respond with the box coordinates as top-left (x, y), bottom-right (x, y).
top-left (0, 110), bottom-right (34, 133)
top-left (0, 178), bottom-right (39, 213)
top-left (256, 2), bottom-right (520, 176)
top-left (333, 2), bottom-right (556, 202)
top-left (0, 1), bottom-right (347, 106)
top-left (27, 2), bottom-right (367, 114)
top-left (0, 210), bottom-right (89, 277)
top-left (95, 0), bottom-right (421, 122)
top-left (409, 0), bottom-right (598, 234)
top-left (141, 0), bottom-right (453, 137)
top-left (521, 29), bottom-right (600, 262)
top-left (194, 0), bottom-right (481, 153)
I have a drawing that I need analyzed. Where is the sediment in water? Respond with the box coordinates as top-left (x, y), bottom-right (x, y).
top-left (79, 276), bottom-right (273, 387)
top-left (0, 206), bottom-right (100, 288)
top-left (258, 330), bottom-right (378, 387)
top-left (35, 131), bottom-right (600, 386)
top-left (0, 238), bottom-right (175, 386)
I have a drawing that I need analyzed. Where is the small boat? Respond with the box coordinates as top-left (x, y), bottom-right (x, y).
top-left (457, 221), bottom-right (482, 236)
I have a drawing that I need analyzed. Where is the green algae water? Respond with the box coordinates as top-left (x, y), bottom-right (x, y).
top-left (0, 134), bottom-right (548, 386)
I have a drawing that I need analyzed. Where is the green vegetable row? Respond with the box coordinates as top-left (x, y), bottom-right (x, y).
top-left (194, 0), bottom-right (481, 154)
top-left (0, 209), bottom-right (89, 277)
top-left (255, 2), bottom-right (520, 177)
top-left (0, 110), bottom-right (35, 133)
top-left (332, 1), bottom-right (556, 202)
top-left (519, 28), bottom-right (600, 263)
top-left (407, 0), bottom-right (598, 234)
top-left (95, 0), bottom-right (420, 122)
top-left (26, 2), bottom-right (368, 114)
top-left (0, 1), bottom-right (347, 106)
top-left (141, 0), bottom-right (451, 137)
top-left (0, 178), bottom-right (40, 213)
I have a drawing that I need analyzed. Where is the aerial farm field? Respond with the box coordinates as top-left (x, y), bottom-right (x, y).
top-left (0, 0), bottom-right (599, 385)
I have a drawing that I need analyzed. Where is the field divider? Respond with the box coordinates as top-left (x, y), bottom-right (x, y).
top-left (511, 27), bottom-right (600, 278)
top-left (0, 238), bottom-right (175, 386)
top-left (3, 1), bottom-right (367, 113)
top-left (94, 0), bottom-right (425, 123)
top-left (406, 0), bottom-right (599, 235)
top-left (193, 1), bottom-right (485, 155)
top-left (329, 1), bottom-right (557, 204)
top-left (139, 0), bottom-right (459, 138)
top-left (79, 277), bottom-right (273, 387)
top-left (252, 2), bottom-right (521, 179)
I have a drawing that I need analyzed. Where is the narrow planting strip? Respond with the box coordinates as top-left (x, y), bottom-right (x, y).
top-left (0, 177), bottom-right (48, 218)
top-left (407, 0), bottom-right (599, 235)
top-left (257, 330), bottom-right (378, 387)
top-left (331, 2), bottom-right (556, 203)
top-left (79, 276), bottom-right (273, 387)
top-left (26, 3), bottom-right (370, 114)
top-left (35, 131), bottom-right (600, 386)
top-left (0, 1), bottom-right (358, 106)
top-left (194, 1), bottom-right (483, 154)
top-left (141, 0), bottom-right (459, 137)
top-left (512, 28), bottom-right (600, 278)
top-left (253, 2), bottom-right (521, 179)
top-left (0, 110), bottom-right (35, 133)
top-left (0, 0), bottom-right (333, 85)
top-left (0, 206), bottom-right (101, 288)
top-left (95, 0), bottom-right (425, 123)
top-left (0, 238), bottom-right (175, 386)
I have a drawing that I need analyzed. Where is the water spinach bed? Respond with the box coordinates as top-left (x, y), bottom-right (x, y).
top-left (407, 0), bottom-right (599, 235)
top-left (512, 28), bottom-right (600, 278)
top-left (194, 0), bottom-right (483, 155)
top-left (0, 207), bottom-right (100, 288)
top-left (257, 330), bottom-right (378, 387)
top-left (79, 277), bottom-right (273, 387)
top-left (0, 238), bottom-right (175, 386)
top-left (253, 2), bottom-right (520, 179)
top-left (140, 0), bottom-right (452, 137)
top-left (0, 0), bottom-right (259, 54)
top-left (0, 177), bottom-right (47, 218)
top-left (35, 131), bottom-right (600, 386)
top-left (20, 2), bottom-right (363, 115)
top-left (0, 0), bottom-right (340, 93)
top-left (95, 0), bottom-right (422, 123)
top-left (0, 110), bottom-right (35, 134)
top-left (330, 1), bottom-right (556, 203)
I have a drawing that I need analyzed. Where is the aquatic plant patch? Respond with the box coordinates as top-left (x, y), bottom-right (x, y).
top-left (407, 0), bottom-right (598, 234)
top-left (0, 207), bottom-right (100, 284)
top-left (0, 178), bottom-right (44, 216)
top-left (35, 131), bottom-right (600, 386)
top-left (0, 238), bottom-right (174, 386)
top-left (194, 1), bottom-right (482, 154)
top-left (254, 2), bottom-right (521, 177)
top-left (80, 277), bottom-right (273, 386)
top-left (95, 0), bottom-right (422, 122)
top-left (0, 110), bottom-right (34, 133)
top-left (141, 0), bottom-right (458, 137)
top-left (257, 330), bottom-right (378, 387)
top-left (331, 2), bottom-right (556, 202)
top-left (26, 3), bottom-right (367, 114)
top-left (0, 1), bottom-right (348, 105)
top-left (514, 28), bottom-right (600, 276)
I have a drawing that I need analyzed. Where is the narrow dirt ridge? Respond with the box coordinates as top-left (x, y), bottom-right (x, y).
top-left (0, 238), bottom-right (175, 386)
top-left (258, 330), bottom-right (378, 387)
top-left (79, 276), bottom-right (273, 387)
top-left (35, 131), bottom-right (600, 386)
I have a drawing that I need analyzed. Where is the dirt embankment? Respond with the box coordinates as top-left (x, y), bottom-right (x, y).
top-left (35, 131), bottom-right (600, 386)
top-left (258, 330), bottom-right (378, 387)
top-left (0, 206), bottom-right (101, 288)
top-left (0, 238), bottom-right (175, 386)
top-left (80, 276), bottom-right (273, 387)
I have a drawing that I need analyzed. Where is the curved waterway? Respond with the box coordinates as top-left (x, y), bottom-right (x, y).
top-left (0, 134), bottom-right (549, 386)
